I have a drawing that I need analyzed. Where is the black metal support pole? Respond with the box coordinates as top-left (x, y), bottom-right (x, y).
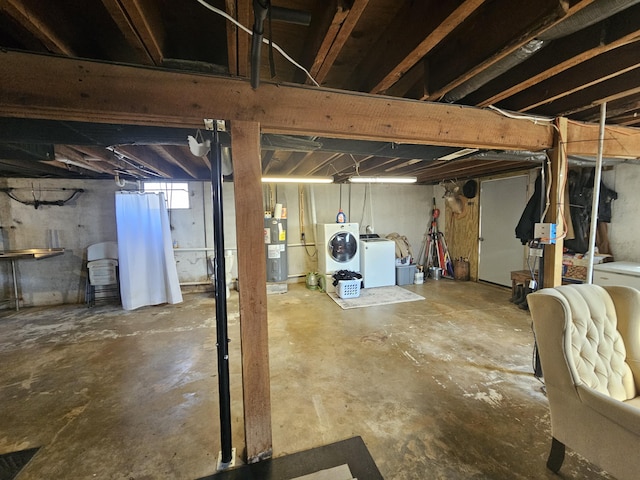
top-left (210, 123), bottom-right (233, 465)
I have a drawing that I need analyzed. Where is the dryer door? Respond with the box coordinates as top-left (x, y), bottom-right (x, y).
top-left (328, 232), bottom-right (358, 264)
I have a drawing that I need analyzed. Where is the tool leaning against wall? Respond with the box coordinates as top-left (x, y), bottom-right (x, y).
top-left (417, 198), bottom-right (454, 278)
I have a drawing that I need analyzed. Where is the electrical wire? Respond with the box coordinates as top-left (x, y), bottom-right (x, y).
top-left (195, 0), bottom-right (319, 87)
top-left (486, 105), bottom-right (558, 129)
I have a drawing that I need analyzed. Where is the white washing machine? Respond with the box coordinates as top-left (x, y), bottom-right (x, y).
top-left (317, 223), bottom-right (360, 274)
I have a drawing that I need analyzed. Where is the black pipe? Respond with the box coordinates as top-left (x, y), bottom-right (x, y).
top-left (251, 0), bottom-right (269, 89)
top-left (210, 124), bottom-right (233, 465)
top-left (270, 6), bottom-right (311, 26)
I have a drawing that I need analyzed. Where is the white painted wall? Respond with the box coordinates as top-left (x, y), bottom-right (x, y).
top-left (265, 183), bottom-right (434, 277)
top-left (0, 178), bottom-right (121, 306)
top-left (0, 178), bottom-right (433, 307)
top-left (603, 164), bottom-right (640, 262)
top-left (3, 163), bottom-right (633, 308)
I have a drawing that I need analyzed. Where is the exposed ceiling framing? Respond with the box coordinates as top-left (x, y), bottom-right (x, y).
top-left (0, 0), bottom-right (638, 184)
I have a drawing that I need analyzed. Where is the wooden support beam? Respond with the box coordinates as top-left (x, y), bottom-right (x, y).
top-left (566, 120), bottom-right (640, 158)
top-left (543, 117), bottom-right (567, 288)
top-left (0, 51), bottom-right (638, 158)
top-left (231, 120), bottom-right (272, 463)
top-left (0, 50), bottom-right (555, 151)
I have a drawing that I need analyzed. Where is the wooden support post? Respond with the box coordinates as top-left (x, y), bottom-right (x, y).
top-left (231, 120), bottom-right (273, 463)
top-left (543, 117), bottom-right (568, 287)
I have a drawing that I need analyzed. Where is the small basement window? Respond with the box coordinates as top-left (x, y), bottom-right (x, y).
top-left (143, 182), bottom-right (190, 209)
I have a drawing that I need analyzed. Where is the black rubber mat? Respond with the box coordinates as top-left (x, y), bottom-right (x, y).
top-left (0, 448), bottom-right (39, 480)
top-left (199, 436), bottom-right (383, 480)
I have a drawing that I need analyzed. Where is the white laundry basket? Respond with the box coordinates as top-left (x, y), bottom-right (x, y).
top-left (337, 279), bottom-right (361, 299)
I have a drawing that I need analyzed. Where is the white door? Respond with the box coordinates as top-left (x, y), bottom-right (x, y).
top-left (478, 176), bottom-right (528, 286)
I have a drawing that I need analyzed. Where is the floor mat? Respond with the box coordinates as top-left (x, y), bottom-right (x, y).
top-left (0, 448), bottom-right (39, 480)
top-left (329, 285), bottom-right (424, 309)
top-left (200, 436), bottom-right (382, 480)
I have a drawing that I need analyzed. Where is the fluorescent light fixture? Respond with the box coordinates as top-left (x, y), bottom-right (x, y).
top-left (261, 175), bottom-right (334, 184)
top-left (438, 148), bottom-right (479, 161)
top-left (349, 176), bottom-right (417, 184)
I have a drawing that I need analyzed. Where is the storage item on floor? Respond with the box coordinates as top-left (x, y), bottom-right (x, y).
top-left (562, 252), bottom-right (612, 281)
top-left (396, 265), bottom-right (417, 286)
top-left (359, 238), bottom-right (395, 288)
top-left (86, 241), bottom-right (120, 307)
top-left (593, 261), bottom-right (640, 289)
top-left (429, 266), bottom-right (442, 280)
top-left (317, 223), bottom-right (360, 274)
top-left (454, 259), bottom-right (470, 281)
top-left (337, 279), bottom-right (361, 299)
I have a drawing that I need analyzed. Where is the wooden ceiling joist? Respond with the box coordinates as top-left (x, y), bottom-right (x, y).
top-left (0, 0), bottom-right (75, 55)
top-left (297, 1), bottom-right (349, 84)
top-left (468, 4), bottom-right (640, 107)
top-left (148, 145), bottom-right (206, 179)
top-left (535, 69), bottom-right (640, 117)
top-left (289, 151), bottom-right (341, 177)
top-left (112, 145), bottom-right (184, 178)
top-left (55, 146), bottom-right (114, 174)
top-left (424, 0), bottom-right (569, 101)
top-left (503, 42), bottom-right (640, 113)
top-left (357, 0), bottom-right (485, 95)
top-left (312, 0), bottom-right (369, 85)
top-left (100, 0), bottom-right (164, 65)
top-left (224, 0), bottom-right (238, 76)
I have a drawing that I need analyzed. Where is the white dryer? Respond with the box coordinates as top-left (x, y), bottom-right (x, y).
top-left (317, 223), bottom-right (360, 274)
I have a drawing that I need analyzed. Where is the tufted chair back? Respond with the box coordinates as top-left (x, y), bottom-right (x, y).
top-left (559, 284), bottom-right (636, 401)
top-left (528, 283), bottom-right (640, 479)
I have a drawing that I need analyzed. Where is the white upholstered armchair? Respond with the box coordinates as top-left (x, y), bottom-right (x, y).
top-left (528, 284), bottom-right (640, 480)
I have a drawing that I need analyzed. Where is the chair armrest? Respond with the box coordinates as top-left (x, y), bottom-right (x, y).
top-left (578, 385), bottom-right (640, 437)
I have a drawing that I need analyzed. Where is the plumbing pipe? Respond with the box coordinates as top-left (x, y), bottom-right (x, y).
top-left (270, 6), bottom-right (311, 26)
top-left (586, 102), bottom-right (607, 284)
top-left (251, 0), bottom-right (269, 89)
top-left (308, 184), bottom-right (318, 245)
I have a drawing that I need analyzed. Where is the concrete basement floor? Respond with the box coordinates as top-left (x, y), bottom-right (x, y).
top-left (0, 280), bottom-right (615, 480)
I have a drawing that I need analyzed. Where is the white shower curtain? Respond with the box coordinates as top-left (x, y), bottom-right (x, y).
top-left (115, 192), bottom-right (183, 310)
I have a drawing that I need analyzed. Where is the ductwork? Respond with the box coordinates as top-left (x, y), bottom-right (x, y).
top-left (469, 150), bottom-right (547, 163)
top-left (443, 0), bottom-right (640, 103)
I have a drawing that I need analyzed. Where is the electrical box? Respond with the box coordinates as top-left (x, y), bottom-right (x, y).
top-left (534, 223), bottom-right (556, 244)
